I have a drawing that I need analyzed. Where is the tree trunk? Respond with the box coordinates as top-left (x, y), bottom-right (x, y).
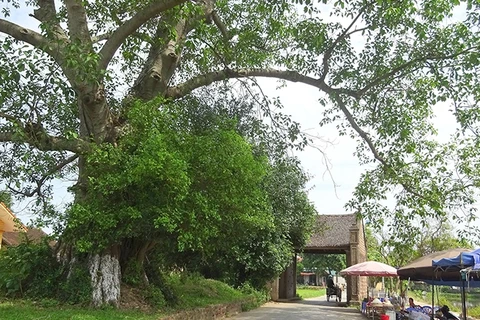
top-left (89, 246), bottom-right (121, 307)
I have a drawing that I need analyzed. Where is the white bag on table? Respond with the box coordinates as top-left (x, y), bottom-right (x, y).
top-left (408, 310), bottom-right (430, 320)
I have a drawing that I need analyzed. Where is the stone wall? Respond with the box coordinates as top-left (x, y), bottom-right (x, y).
top-left (160, 299), bottom-right (253, 320)
top-left (347, 219), bottom-right (368, 304)
top-left (356, 219), bottom-right (368, 302)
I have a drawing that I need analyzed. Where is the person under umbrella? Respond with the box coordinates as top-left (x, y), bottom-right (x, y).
top-left (436, 305), bottom-right (459, 320)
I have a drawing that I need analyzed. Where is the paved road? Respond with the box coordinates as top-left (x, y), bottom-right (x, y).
top-left (229, 296), bottom-right (367, 320)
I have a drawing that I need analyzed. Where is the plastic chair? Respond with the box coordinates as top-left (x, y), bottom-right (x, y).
top-left (421, 306), bottom-right (432, 315)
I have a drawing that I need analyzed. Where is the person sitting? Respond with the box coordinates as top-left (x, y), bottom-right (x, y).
top-left (437, 305), bottom-right (459, 320)
top-left (408, 297), bottom-right (421, 308)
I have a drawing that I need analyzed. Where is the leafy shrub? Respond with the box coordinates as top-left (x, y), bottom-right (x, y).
top-left (58, 263), bottom-right (92, 305)
top-left (145, 264), bottom-right (178, 306)
top-left (122, 260), bottom-right (144, 286)
top-left (142, 285), bottom-right (167, 308)
top-left (238, 282), bottom-right (269, 310)
top-left (0, 241), bottom-right (92, 304)
top-left (0, 240), bottom-right (61, 298)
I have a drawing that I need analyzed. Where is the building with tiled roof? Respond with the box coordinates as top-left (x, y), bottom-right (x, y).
top-left (0, 202), bottom-right (46, 249)
top-left (304, 214), bottom-right (358, 253)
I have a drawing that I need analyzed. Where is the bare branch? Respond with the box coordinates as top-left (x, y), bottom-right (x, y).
top-left (99, 0), bottom-right (188, 70)
top-left (320, 1), bottom-right (374, 81)
top-left (0, 132), bottom-right (15, 142)
top-left (332, 94), bottom-right (432, 202)
top-left (92, 32), bottom-right (111, 43)
top-left (0, 112), bottom-right (23, 127)
top-left (357, 46), bottom-right (479, 96)
top-left (8, 154), bottom-right (79, 198)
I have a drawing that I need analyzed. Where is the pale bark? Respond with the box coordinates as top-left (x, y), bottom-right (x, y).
top-left (89, 252), bottom-right (121, 307)
top-left (77, 87), bottom-right (112, 143)
top-left (32, 0), bottom-right (68, 41)
top-left (0, 19), bottom-right (61, 61)
top-left (64, 0), bottom-right (92, 45)
top-left (0, 129), bottom-right (89, 153)
top-left (98, 0), bottom-right (189, 70)
top-left (165, 68), bottom-right (327, 99)
top-left (132, 17), bottom-right (189, 100)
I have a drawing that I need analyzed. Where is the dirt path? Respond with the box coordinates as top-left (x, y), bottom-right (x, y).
top-left (229, 296), bottom-right (366, 320)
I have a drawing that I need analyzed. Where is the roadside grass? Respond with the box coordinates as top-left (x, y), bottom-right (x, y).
top-left (297, 286), bottom-right (326, 299)
top-left (0, 301), bottom-right (158, 320)
top-left (0, 276), bottom-right (265, 320)
top-left (411, 289), bottom-right (480, 319)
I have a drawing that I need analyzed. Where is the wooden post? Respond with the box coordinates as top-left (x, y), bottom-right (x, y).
top-left (0, 219), bottom-right (4, 249)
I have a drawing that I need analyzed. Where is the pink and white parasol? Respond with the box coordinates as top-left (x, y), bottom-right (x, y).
top-left (339, 261), bottom-right (398, 277)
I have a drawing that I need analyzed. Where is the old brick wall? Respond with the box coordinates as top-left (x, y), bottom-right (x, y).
top-left (160, 299), bottom-right (254, 320)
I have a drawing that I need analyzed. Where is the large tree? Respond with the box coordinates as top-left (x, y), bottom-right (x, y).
top-left (0, 0), bottom-right (479, 306)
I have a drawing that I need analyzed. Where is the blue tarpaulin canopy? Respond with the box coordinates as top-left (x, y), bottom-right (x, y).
top-left (433, 248), bottom-right (480, 270)
top-left (431, 248), bottom-right (480, 320)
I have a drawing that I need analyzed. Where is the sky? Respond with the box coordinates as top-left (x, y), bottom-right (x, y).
top-left (0, 1), bottom-right (472, 227)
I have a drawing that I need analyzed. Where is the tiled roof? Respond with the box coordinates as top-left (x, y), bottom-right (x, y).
top-left (305, 214), bottom-right (358, 249)
top-left (2, 228), bottom-right (47, 246)
top-left (0, 202), bottom-right (47, 247)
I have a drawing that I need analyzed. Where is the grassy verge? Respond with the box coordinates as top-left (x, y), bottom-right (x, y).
top-left (0, 276), bottom-right (266, 320)
top-left (0, 301), bottom-right (157, 320)
top-left (297, 286), bottom-right (326, 299)
top-left (410, 289), bottom-right (480, 319)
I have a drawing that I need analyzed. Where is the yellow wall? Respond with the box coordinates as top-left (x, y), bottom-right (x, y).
top-left (0, 219), bottom-right (4, 249)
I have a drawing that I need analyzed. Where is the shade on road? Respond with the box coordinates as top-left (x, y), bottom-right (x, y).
top-left (229, 296), bottom-right (366, 320)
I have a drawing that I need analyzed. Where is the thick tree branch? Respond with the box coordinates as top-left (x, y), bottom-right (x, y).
top-left (1, 112), bottom-right (89, 153)
top-left (211, 10), bottom-right (229, 40)
top-left (92, 32), bottom-right (111, 43)
top-left (99, 0), bottom-right (188, 70)
top-left (0, 132), bottom-right (15, 142)
top-left (132, 10), bottom-right (196, 100)
top-left (0, 19), bottom-right (61, 60)
top-left (166, 68), bottom-right (327, 99)
top-left (31, 0), bottom-right (68, 41)
top-left (0, 126), bottom-right (89, 154)
top-left (65, 0), bottom-right (92, 45)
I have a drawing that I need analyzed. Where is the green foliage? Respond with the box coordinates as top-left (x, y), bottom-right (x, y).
top-left (122, 261), bottom-right (144, 287)
top-left (301, 253), bottom-right (346, 275)
top-left (0, 190), bottom-right (12, 207)
top-left (1, 0), bottom-right (480, 307)
top-left (0, 241), bottom-right (91, 304)
top-left (160, 272), bottom-right (253, 309)
top-left (64, 99), bottom-right (272, 256)
top-left (236, 283), bottom-right (269, 311)
top-left (58, 264), bottom-right (92, 305)
top-left (0, 301), bottom-right (159, 320)
top-left (0, 240), bottom-right (60, 298)
top-left (0, 273), bottom-right (264, 318)
top-left (142, 285), bottom-right (167, 309)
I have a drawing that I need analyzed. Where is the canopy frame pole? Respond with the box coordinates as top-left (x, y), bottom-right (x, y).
top-left (431, 281), bottom-right (435, 320)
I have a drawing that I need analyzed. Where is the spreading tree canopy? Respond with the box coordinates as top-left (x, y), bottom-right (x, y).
top-left (1, 0), bottom-right (479, 306)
